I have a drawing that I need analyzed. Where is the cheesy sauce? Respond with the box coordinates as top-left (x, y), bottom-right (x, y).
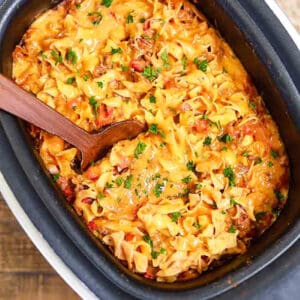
top-left (12, 0), bottom-right (289, 282)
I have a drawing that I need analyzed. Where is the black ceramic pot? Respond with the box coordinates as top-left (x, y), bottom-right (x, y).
top-left (0, 0), bottom-right (299, 299)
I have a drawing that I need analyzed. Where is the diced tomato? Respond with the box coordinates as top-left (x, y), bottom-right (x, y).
top-left (125, 233), bottom-right (135, 241)
top-left (192, 119), bottom-right (208, 133)
top-left (144, 270), bottom-right (154, 280)
top-left (164, 78), bottom-right (176, 89)
top-left (58, 177), bottom-right (75, 202)
top-left (86, 166), bottom-right (100, 181)
top-left (87, 220), bottom-right (97, 231)
top-left (96, 104), bottom-right (113, 128)
top-left (143, 20), bottom-right (150, 30)
top-left (81, 197), bottom-right (94, 204)
top-left (130, 59), bottom-right (146, 72)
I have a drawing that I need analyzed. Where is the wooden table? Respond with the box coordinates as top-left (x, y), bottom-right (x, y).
top-left (0, 1), bottom-right (299, 299)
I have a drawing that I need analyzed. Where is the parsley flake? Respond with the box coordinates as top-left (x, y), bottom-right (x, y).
top-left (228, 224), bottom-right (237, 233)
top-left (149, 94), bottom-right (156, 103)
top-left (171, 212), bottom-right (182, 223)
top-left (111, 47), bottom-right (122, 55)
top-left (270, 149), bottom-right (279, 159)
top-left (66, 48), bottom-right (78, 65)
top-left (223, 166), bottom-right (235, 187)
top-left (101, 0), bottom-right (113, 8)
top-left (124, 175), bottom-right (133, 189)
top-left (52, 173), bottom-right (60, 182)
top-left (194, 58), bottom-right (208, 72)
top-left (134, 142), bottom-right (147, 159)
top-left (97, 81), bottom-right (104, 88)
top-left (126, 13), bottom-right (134, 24)
top-left (203, 136), bottom-right (212, 146)
top-left (274, 189), bottom-right (284, 202)
top-left (182, 175), bottom-right (192, 184)
top-left (218, 133), bottom-right (233, 143)
top-left (66, 77), bottom-right (75, 84)
top-left (142, 65), bottom-right (159, 81)
top-left (160, 49), bottom-right (170, 68)
top-left (89, 96), bottom-right (99, 116)
top-left (153, 182), bottom-right (164, 197)
top-left (50, 50), bottom-right (63, 65)
top-left (186, 161), bottom-right (196, 172)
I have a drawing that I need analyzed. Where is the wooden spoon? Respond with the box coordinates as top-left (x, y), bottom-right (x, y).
top-left (0, 74), bottom-right (146, 171)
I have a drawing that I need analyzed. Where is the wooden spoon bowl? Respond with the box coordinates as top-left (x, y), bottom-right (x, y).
top-left (0, 74), bottom-right (146, 171)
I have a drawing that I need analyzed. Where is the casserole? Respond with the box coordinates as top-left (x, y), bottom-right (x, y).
top-left (0, 0), bottom-right (299, 298)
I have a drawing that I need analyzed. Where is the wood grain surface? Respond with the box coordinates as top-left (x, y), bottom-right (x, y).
top-left (0, 2), bottom-right (299, 299)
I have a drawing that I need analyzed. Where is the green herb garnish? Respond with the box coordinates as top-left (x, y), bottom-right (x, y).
top-left (142, 65), bottom-right (159, 81)
top-left (171, 212), bottom-right (182, 223)
top-left (89, 96), bottom-right (99, 116)
top-left (66, 48), bottom-right (78, 65)
top-left (126, 13), bottom-right (134, 24)
top-left (124, 175), bottom-right (133, 189)
top-left (153, 182), bottom-right (164, 197)
top-left (66, 77), bottom-right (75, 84)
top-left (181, 175), bottom-right (192, 184)
top-left (228, 224), bottom-right (237, 233)
top-left (160, 49), bottom-right (170, 68)
top-left (134, 142), bottom-right (147, 159)
top-left (218, 133), bottom-right (233, 143)
top-left (111, 47), bottom-right (122, 55)
top-left (52, 173), bottom-right (60, 182)
top-left (51, 50), bottom-right (63, 64)
top-left (223, 166), bottom-right (235, 187)
top-left (101, 0), bottom-right (113, 7)
top-left (194, 58), bottom-right (208, 72)
top-left (203, 136), bottom-right (212, 146)
top-left (186, 161), bottom-right (196, 172)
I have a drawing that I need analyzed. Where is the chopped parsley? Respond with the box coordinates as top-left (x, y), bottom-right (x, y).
top-left (218, 133), bottom-right (233, 143)
top-left (66, 48), bottom-right (78, 65)
top-left (140, 17), bottom-right (146, 23)
top-left (171, 212), bottom-right (182, 223)
top-left (248, 100), bottom-right (256, 110)
top-left (52, 173), bottom-right (60, 182)
top-left (230, 198), bottom-right (238, 206)
top-left (268, 161), bottom-right (274, 167)
top-left (148, 124), bottom-right (165, 138)
top-left (87, 12), bottom-right (103, 25)
top-left (121, 64), bottom-right (128, 71)
top-left (83, 74), bottom-right (90, 81)
top-left (39, 51), bottom-right (47, 59)
top-left (105, 182), bottom-right (113, 189)
top-left (203, 136), bottom-right (212, 146)
top-left (209, 120), bottom-right (222, 131)
top-left (66, 77), bottom-right (75, 84)
top-left (270, 149), bottom-right (279, 159)
top-left (50, 50), bottom-right (63, 64)
top-left (101, 0), bottom-right (113, 7)
top-left (193, 221), bottom-right (201, 230)
top-left (97, 81), bottom-right (104, 88)
top-left (181, 175), bottom-right (192, 184)
top-left (89, 96), bottom-right (99, 116)
top-left (223, 166), bottom-right (235, 187)
top-left (149, 94), bottom-right (156, 103)
top-left (151, 248), bottom-right (166, 259)
top-left (221, 146), bottom-right (228, 151)
top-left (115, 177), bottom-right (123, 186)
top-left (142, 65), bottom-right (159, 81)
top-left (126, 12), bottom-right (134, 24)
top-left (153, 182), bottom-right (164, 197)
top-left (75, 4), bottom-right (81, 9)
top-left (111, 47), bottom-right (122, 55)
top-left (194, 58), bottom-right (208, 72)
top-left (124, 175), bottom-right (133, 189)
top-left (143, 235), bottom-right (153, 248)
top-left (228, 224), bottom-right (237, 233)
top-left (242, 151), bottom-right (250, 157)
top-left (186, 161), bottom-right (196, 172)
top-left (97, 192), bottom-right (106, 199)
top-left (160, 49), bottom-right (170, 68)
top-left (134, 142), bottom-right (147, 159)
top-left (254, 157), bottom-right (263, 165)
top-left (274, 189), bottom-right (284, 202)
top-left (181, 56), bottom-right (187, 70)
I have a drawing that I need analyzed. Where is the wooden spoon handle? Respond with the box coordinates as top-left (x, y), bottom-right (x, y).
top-left (0, 74), bottom-right (89, 149)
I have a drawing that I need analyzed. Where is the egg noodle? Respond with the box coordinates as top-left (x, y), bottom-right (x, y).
top-left (12, 0), bottom-right (289, 282)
